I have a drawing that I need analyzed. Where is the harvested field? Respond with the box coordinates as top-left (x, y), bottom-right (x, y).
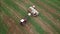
top-left (0, 0), bottom-right (60, 34)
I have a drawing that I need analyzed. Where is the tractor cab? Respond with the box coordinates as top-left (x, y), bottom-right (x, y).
top-left (20, 18), bottom-right (27, 26)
